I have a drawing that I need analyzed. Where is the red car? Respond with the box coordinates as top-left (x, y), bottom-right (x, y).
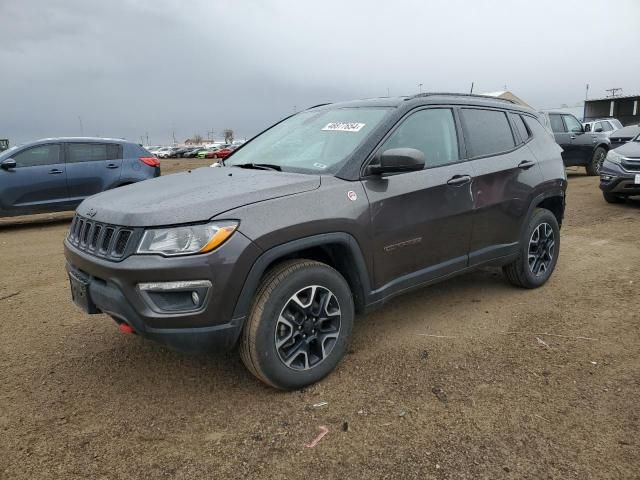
top-left (208, 146), bottom-right (236, 160)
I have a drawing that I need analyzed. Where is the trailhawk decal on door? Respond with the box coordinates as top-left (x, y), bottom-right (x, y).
top-left (322, 122), bottom-right (366, 132)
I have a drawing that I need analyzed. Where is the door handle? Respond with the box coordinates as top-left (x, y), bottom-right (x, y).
top-left (106, 163), bottom-right (119, 169)
top-left (570, 136), bottom-right (576, 140)
top-left (48, 169), bottom-right (64, 175)
top-left (518, 160), bottom-right (535, 170)
top-left (447, 174), bottom-right (471, 186)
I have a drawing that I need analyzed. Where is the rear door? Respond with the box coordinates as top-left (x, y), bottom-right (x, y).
top-left (64, 142), bottom-right (123, 200)
top-left (461, 108), bottom-right (543, 265)
top-left (548, 113), bottom-right (575, 163)
top-left (362, 107), bottom-right (475, 291)
top-left (0, 143), bottom-right (70, 215)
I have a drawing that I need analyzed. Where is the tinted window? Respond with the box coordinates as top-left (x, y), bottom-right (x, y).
top-left (563, 115), bottom-right (583, 133)
top-left (549, 114), bottom-right (565, 133)
top-left (524, 116), bottom-right (555, 139)
top-left (380, 108), bottom-right (459, 168)
top-left (461, 108), bottom-right (515, 157)
top-left (67, 143), bottom-right (121, 163)
top-left (12, 144), bottom-right (61, 168)
top-left (510, 113), bottom-right (530, 143)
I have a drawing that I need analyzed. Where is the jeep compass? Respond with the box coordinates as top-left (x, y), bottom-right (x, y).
top-left (64, 94), bottom-right (567, 389)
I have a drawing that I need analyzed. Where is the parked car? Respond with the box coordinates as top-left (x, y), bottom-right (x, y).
top-left (608, 124), bottom-right (640, 149)
top-left (583, 118), bottom-right (623, 135)
top-left (205, 145), bottom-right (238, 159)
top-left (197, 147), bottom-right (220, 159)
top-left (540, 111), bottom-right (610, 175)
top-left (172, 146), bottom-right (195, 158)
top-left (599, 132), bottom-right (640, 203)
top-left (0, 137), bottom-right (159, 217)
top-left (156, 147), bottom-right (181, 159)
top-left (65, 93), bottom-right (566, 389)
top-left (183, 147), bottom-right (206, 158)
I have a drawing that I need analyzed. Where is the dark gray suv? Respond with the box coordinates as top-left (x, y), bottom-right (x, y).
top-left (64, 94), bottom-right (567, 389)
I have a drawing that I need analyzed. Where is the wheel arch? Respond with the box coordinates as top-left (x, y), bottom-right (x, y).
top-left (232, 233), bottom-right (371, 321)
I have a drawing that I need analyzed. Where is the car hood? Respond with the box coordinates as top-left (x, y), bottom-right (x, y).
top-left (77, 166), bottom-right (321, 227)
top-left (613, 140), bottom-right (640, 158)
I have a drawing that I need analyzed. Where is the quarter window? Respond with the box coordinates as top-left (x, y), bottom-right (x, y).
top-left (380, 108), bottom-right (459, 168)
top-left (12, 144), bottom-right (61, 168)
top-left (510, 113), bottom-right (530, 143)
top-left (461, 108), bottom-right (515, 157)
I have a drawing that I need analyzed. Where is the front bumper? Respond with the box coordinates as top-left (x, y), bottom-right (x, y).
top-left (64, 231), bottom-right (261, 353)
top-left (599, 160), bottom-right (640, 196)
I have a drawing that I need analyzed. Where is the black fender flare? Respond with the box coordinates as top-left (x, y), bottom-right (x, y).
top-left (521, 188), bottom-right (566, 238)
top-left (231, 232), bottom-right (372, 322)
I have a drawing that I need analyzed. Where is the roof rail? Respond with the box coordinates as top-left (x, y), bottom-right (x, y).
top-left (406, 92), bottom-right (517, 104)
top-left (306, 103), bottom-right (332, 110)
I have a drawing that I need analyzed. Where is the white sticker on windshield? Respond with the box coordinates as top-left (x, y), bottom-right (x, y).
top-left (322, 122), bottom-right (366, 132)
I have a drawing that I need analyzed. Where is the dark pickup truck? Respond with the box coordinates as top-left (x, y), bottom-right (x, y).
top-left (540, 111), bottom-right (610, 176)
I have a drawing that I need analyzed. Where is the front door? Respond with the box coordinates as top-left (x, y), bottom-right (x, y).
top-left (0, 143), bottom-right (70, 215)
top-left (562, 114), bottom-right (594, 164)
top-left (548, 113), bottom-right (577, 164)
top-left (362, 107), bottom-right (474, 294)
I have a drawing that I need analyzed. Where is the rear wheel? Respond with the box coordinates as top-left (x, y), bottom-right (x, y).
top-left (239, 260), bottom-right (354, 390)
top-left (603, 192), bottom-right (626, 204)
top-left (586, 146), bottom-right (607, 176)
top-left (503, 208), bottom-right (560, 289)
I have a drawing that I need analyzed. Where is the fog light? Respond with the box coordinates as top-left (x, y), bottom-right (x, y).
top-left (600, 174), bottom-right (613, 181)
top-left (138, 280), bottom-right (211, 313)
top-left (191, 291), bottom-right (200, 305)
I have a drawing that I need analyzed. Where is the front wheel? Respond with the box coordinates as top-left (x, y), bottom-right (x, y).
top-left (586, 147), bottom-right (607, 176)
top-left (503, 208), bottom-right (560, 289)
top-left (239, 260), bottom-right (354, 390)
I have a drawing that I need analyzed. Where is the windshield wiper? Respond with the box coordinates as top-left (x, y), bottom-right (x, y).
top-left (233, 163), bottom-right (282, 171)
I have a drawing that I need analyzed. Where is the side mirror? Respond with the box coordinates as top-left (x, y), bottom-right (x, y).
top-left (368, 148), bottom-right (425, 175)
top-left (0, 158), bottom-right (16, 170)
top-left (595, 127), bottom-right (603, 132)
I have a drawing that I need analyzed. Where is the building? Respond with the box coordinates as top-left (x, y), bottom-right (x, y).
top-left (583, 94), bottom-right (640, 126)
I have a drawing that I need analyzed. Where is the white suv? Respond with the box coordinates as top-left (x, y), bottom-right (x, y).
top-left (583, 118), bottom-right (623, 136)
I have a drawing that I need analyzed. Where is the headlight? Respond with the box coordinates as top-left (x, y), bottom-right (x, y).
top-left (605, 150), bottom-right (622, 164)
top-left (137, 221), bottom-right (238, 256)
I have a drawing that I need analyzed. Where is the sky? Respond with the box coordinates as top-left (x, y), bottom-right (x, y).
top-left (1, 0), bottom-right (639, 145)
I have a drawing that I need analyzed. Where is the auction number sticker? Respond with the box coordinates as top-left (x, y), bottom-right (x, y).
top-left (322, 122), bottom-right (366, 132)
top-left (635, 174), bottom-right (640, 184)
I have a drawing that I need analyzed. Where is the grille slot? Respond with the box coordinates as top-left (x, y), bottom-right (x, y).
top-left (113, 230), bottom-right (132, 256)
top-left (68, 214), bottom-right (137, 261)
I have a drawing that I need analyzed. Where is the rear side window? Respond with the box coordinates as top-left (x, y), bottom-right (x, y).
top-left (461, 108), bottom-right (515, 157)
top-left (12, 144), bottom-right (61, 167)
top-left (510, 113), bottom-right (530, 143)
top-left (602, 121), bottom-right (614, 132)
top-left (549, 114), bottom-right (565, 133)
top-left (67, 143), bottom-right (122, 163)
top-left (380, 108), bottom-right (460, 168)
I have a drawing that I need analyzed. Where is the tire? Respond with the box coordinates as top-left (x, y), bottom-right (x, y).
top-left (603, 192), bottom-right (625, 204)
top-left (503, 208), bottom-right (560, 289)
top-left (239, 259), bottom-right (354, 390)
top-left (586, 146), bottom-right (607, 176)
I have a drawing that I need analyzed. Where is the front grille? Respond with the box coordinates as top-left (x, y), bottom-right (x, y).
top-left (68, 215), bottom-right (138, 261)
top-left (621, 159), bottom-right (640, 172)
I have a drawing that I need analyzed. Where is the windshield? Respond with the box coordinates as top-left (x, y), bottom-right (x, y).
top-left (226, 107), bottom-right (390, 173)
top-left (611, 119), bottom-right (623, 129)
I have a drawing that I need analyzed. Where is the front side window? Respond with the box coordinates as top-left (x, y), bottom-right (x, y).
top-left (549, 114), bottom-right (565, 133)
top-left (563, 115), bottom-right (583, 133)
top-left (12, 144), bottom-right (61, 168)
top-left (378, 108), bottom-right (459, 168)
top-left (461, 108), bottom-right (515, 157)
top-left (226, 107), bottom-right (390, 173)
top-left (67, 143), bottom-right (120, 163)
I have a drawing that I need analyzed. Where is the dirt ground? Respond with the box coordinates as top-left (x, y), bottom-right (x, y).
top-left (1, 162), bottom-right (639, 479)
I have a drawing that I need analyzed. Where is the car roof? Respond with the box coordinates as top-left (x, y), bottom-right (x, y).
top-left (31, 137), bottom-right (130, 144)
top-left (311, 93), bottom-right (535, 114)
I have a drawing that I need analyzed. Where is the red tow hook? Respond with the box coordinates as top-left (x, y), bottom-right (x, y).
top-left (119, 323), bottom-right (136, 334)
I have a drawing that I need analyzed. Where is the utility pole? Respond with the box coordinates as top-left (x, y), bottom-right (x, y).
top-left (145, 132), bottom-right (149, 145)
top-left (78, 116), bottom-right (84, 136)
top-left (386, 87), bottom-right (390, 97)
top-left (585, 83), bottom-right (589, 101)
top-left (293, 105), bottom-right (297, 113)
top-left (605, 88), bottom-right (622, 98)
top-left (418, 83), bottom-right (423, 94)
top-left (470, 82), bottom-right (474, 94)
